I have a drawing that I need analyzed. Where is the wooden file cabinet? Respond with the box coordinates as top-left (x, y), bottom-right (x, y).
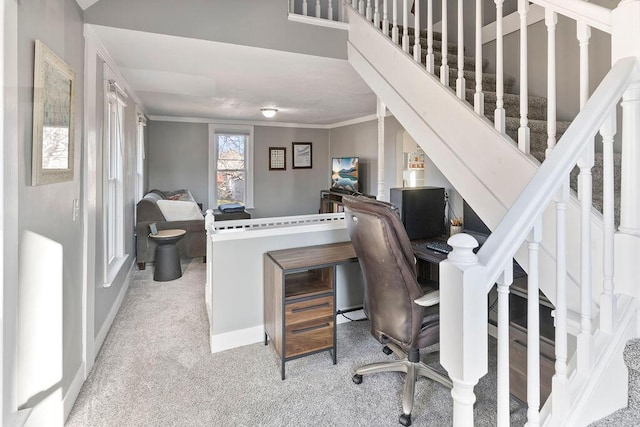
top-left (263, 242), bottom-right (358, 380)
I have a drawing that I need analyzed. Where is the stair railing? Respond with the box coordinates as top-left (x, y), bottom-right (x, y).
top-left (344, 1), bottom-right (640, 425)
top-left (442, 56), bottom-right (639, 427)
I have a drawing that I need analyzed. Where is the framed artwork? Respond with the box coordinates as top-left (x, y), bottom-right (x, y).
top-left (269, 147), bottom-right (286, 170)
top-left (32, 40), bottom-right (76, 186)
top-left (292, 142), bottom-right (312, 169)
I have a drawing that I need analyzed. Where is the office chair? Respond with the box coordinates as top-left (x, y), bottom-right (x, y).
top-left (342, 195), bottom-right (452, 426)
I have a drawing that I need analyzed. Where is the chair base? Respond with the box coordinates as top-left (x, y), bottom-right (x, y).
top-left (353, 342), bottom-right (452, 426)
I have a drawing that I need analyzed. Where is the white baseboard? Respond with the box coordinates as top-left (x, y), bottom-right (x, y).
top-left (94, 261), bottom-right (134, 358)
top-left (210, 325), bottom-right (264, 353)
top-left (63, 362), bottom-right (86, 422)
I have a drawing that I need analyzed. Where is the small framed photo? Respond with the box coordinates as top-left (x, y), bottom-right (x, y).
top-left (269, 147), bottom-right (286, 170)
top-left (292, 142), bottom-right (312, 169)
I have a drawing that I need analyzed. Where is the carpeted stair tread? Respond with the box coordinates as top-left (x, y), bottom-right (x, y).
top-left (433, 67), bottom-right (516, 93)
top-left (410, 47), bottom-right (489, 72)
top-left (468, 89), bottom-right (548, 121)
top-left (394, 25), bottom-right (442, 40)
top-left (501, 115), bottom-right (571, 135)
top-left (407, 34), bottom-right (458, 52)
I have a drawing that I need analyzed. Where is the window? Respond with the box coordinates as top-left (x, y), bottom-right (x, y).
top-left (103, 76), bottom-right (127, 283)
top-left (209, 125), bottom-right (254, 209)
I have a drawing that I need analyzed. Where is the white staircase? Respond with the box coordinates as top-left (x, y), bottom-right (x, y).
top-left (291, 0), bottom-right (640, 425)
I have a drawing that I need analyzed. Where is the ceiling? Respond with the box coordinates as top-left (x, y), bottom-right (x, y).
top-left (90, 25), bottom-right (378, 126)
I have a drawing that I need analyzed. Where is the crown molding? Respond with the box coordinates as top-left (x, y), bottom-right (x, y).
top-left (147, 112), bottom-right (392, 129)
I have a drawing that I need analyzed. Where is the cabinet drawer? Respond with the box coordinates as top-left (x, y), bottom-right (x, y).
top-left (285, 295), bottom-right (334, 325)
top-left (285, 319), bottom-right (334, 358)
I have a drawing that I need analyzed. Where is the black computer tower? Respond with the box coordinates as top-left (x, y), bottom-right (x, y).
top-left (390, 187), bottom-right (445, 240)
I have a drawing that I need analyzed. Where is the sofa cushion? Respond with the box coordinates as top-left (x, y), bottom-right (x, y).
top-left (156, 200), bottom-right (204, 221)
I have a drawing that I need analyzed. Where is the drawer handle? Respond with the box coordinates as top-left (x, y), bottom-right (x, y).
top-left (292, 323), bottom-right (330, 335)
top-left (291, 302), bottom-right (330, 313)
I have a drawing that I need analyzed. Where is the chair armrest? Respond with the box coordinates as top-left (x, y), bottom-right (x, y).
top-left (414, 290), bottom-right (440, 307)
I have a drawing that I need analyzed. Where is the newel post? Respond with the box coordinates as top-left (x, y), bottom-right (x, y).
top-left (439, 233), bottom-right (487, 426)
top-left (612, 0), bottom-right (640, 299)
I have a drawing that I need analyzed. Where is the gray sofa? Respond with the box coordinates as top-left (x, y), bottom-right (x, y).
top-left (136, 189), bottom-right (206, 270)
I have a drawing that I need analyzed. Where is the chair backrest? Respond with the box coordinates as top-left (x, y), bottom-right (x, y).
top-left (343, 195), bottom-right (425, 350)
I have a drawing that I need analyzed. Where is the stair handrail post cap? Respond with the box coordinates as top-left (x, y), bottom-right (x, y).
top-left (447, 233), bottom-right (479, 266)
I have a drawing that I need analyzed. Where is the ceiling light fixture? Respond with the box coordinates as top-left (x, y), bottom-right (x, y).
top-left (261, 108), bottom-right (278, 118)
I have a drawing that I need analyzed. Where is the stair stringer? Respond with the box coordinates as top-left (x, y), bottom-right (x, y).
top-left (551, 296), bottom-right (640, 427)
top-left (345, 11), bottom-right (607, 317)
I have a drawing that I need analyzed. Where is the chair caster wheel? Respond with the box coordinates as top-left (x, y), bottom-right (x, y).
top-left (399, 413), bottom-right (412, 426)
top-left (352, 374), bottom-right (363, 384)
top-left (383, 345), bottom-right (393, 355)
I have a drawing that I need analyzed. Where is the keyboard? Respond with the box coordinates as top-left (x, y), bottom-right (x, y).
top-left (421, 241), bottom-right (453, 254)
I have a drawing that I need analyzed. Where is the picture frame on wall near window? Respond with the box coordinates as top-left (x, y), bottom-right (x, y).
top-left (292, 142), bottom-right (312, 169)
top-left (269, 147), bottom-right (286, 170)
top-left (32, 39), bottom-right (76, 186)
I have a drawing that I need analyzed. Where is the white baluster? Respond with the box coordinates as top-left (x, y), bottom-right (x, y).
top-left (496, 262), bottom-right (513, 426)
top-left (382, 0), bottom-right (389, 36)
top-left (578, 22), bottom-right (591, 109)
top-left (315, 0), bottom-right (321, 17)
top-left (303, 0), bottom-right (308, 16)
top-left (576, 21), bottom-right (591, 198)
top-left (366, 0), bottom-right (372, 21)
top-left (552, 181), bottom-right (569, 423)
top-left (290, 0), bottom-right (295, 14)
top-left (413, 0), bottom-right (421, 62)
top-left (352, 0), bottom-right (358, 8)
top-left (545, 9), bottom-right (557, 157)
top-left (359, 0), bottom-right (365, 15)
top-left (377, 98), bottom-right (386, 200)
top-left (456, 0), bottom-right (465, 100)
top-left (527, 221), bottom-right (542, 426)
top-left (577, 140), bottom-right (595, 375)
top-left (328, 0), bottom-right (334, 21)
top-left (474, 0), bottom-right (484, 115)
top-left (494, 0), bottom-right (505, 134)
top-left (440, 0), bottom-right (449, 86)
top-left (518, 0), bottom-right (530, 153)
top-left (392, 0), bottom-right (399, 44)
top-left (374, 0), bottom-right (380, 28)
top-left (600, 111), bottom-right (617, 333)
top-left (426, 0), bottom-right (434, 74)
top-left (402, 0), bottom-right (409, 52)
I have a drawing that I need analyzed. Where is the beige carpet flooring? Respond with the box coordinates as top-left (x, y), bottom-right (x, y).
top-left (66, 259), bottom-right (526, 426)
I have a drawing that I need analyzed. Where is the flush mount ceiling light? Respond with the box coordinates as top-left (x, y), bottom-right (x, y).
top-left (261, 108), bottom-right (278, 118)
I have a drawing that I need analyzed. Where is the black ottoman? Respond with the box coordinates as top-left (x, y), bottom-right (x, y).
top-left (150, 229), bottom-right (186, 281)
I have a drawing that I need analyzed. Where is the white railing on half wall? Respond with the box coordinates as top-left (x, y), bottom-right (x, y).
top-left (203, 211), bottom-right (350, 353)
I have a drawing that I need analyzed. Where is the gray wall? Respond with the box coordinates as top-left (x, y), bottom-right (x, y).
top-left (17, 0), bottom-right (84, 409)
top-left (147, 121), bottom-right (332, 217)
top-left (254, 126), bottom-right (330, 217)
top-left (329, 116), bottom-right (404, 200)
top-left (147, 121), bottom-right (209, 205)
top-left (84, 0), bottom-right (348, 60)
